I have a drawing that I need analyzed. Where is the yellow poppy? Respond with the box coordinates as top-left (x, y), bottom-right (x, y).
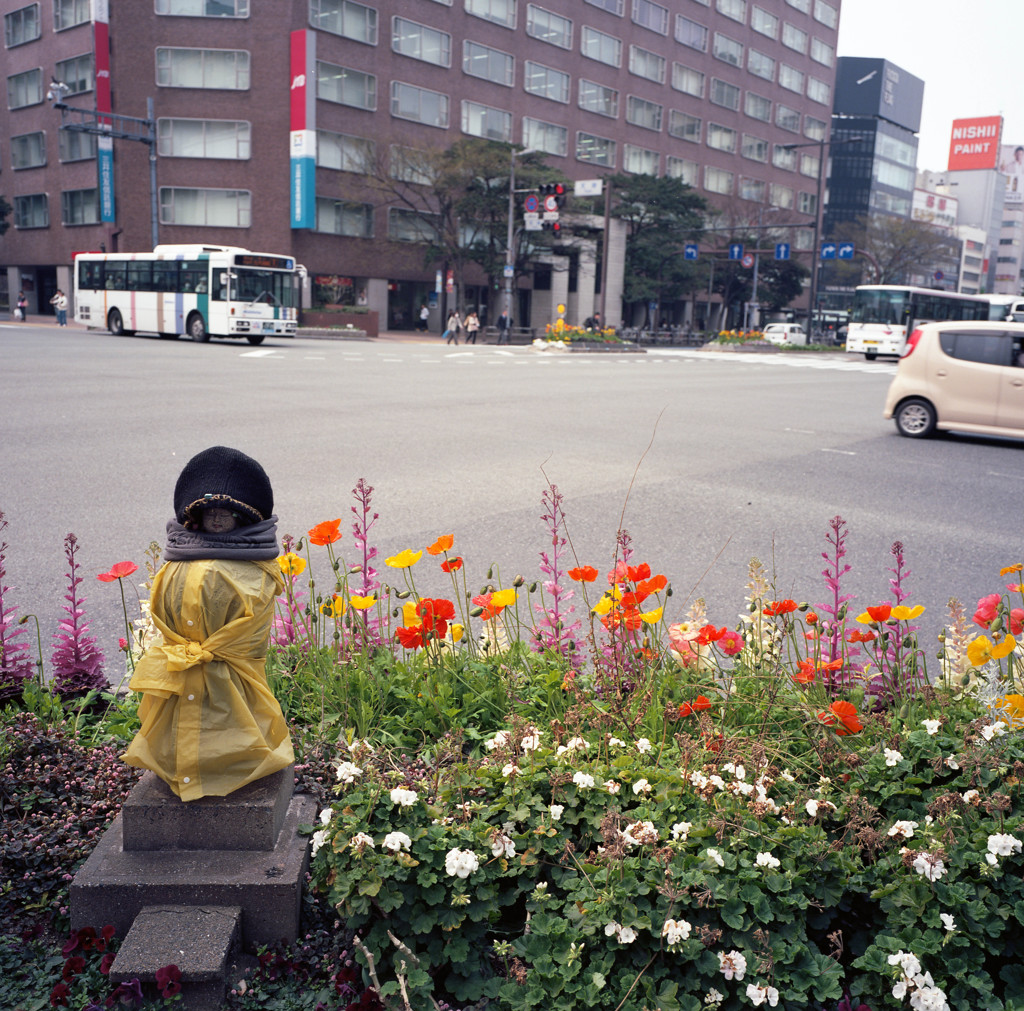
top-left (386, 549), bottom-right (423, 569)
top-left (492, 588), bottom-right (517, 608)
top-left (640, 607), bottom-right (663, 624)
top-left (996, 693), bottom-right (1024, 727)
top-left (592, 595), bottom-right (613, 616)
top-left (348, 595), bottom-right (376, 610)
top-left (967, 634), bottom-right (1017, 667)
top-left (322, 595), bottom-right (345, 618)
top-left (402, 601), bottom-right (422, 626)
top-left (1000, 564), bottom-right (1024, 576)
top-left (891, 604), bottom-right (925, 621)
top-left (450, 623), bottom-right (465, 643)
top-left (278, 553), bottom-right (306, 576)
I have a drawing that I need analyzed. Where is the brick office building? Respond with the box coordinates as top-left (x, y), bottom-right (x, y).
top-left (2, 0), bottom-right (840, 331)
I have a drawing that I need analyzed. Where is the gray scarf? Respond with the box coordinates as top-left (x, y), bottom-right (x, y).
top-left (163, 515), bottom-right (280, 561)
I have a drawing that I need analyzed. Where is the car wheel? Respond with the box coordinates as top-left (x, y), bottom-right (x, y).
top-left (188, 313), bottom-right (210, 342)
top-left (894, 398), bottom-right (937, 438)
top-left (246, 333), bottom-right (265, 346)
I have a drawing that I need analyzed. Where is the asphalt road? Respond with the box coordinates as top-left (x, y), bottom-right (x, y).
top-left (2, 320), bottom-right (1023, 683)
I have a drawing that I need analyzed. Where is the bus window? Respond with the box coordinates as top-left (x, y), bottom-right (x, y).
top-left (104, 262), bottom-right (127, 289)
top-left (152, 262), bottom-right (178, 292)
top-left (127, 262), bottom-right (153, 291)
top-left (78, 261), bottom-right (103, 291)
top-left (179, 260), bottom-right (206, 293)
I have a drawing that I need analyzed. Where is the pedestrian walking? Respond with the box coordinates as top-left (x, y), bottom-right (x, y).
top-left (418, 303), bottom-right (429, 332)
top-left (496, 309), bottom-right (511, 345)
top-left (50, 290), bottom-right (68, 327)
top-left (464, 311), bottom-right (480, 344)
top-left (14, 291), bottom-right (27, 321)
top-left (444, 309), bottom-right (462, 345)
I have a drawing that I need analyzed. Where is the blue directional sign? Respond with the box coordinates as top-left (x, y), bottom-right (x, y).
top-left (837, 242), bottom-right (855, 260)
top-left (683, 243), bottom-right (699, 260)
top-left (775, 242), bottom-right (790, 261)
top-left (821, 242), bottom-right (837, 260)
top-left (728, 243), bottom-right (744, 260)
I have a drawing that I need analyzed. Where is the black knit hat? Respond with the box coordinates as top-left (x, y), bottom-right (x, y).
top-left (173, 446), bottom-right (273, 527)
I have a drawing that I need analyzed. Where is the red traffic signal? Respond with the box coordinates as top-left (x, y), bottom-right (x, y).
top-left (540, 182), bottom-right (568, 207)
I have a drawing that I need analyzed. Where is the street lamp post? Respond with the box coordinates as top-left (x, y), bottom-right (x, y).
top-left (504, 147), bottom-right (536, 322)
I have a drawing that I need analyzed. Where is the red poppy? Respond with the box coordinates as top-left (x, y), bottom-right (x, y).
top-left (865, 604), bottom-right (892, 623)
top-left (627, 562), bottom-right (651, 582)
top-left (637, 574), bottom-right (667, 597)
top-left (417, 598), bottom-right (455, 638)
top-left (704, 733), bottom-right (725, 753)
top-left (97, 561), bottom-right (138, 582)
top-left (763, 599), bottom-right (797, 616)
top-left (717, 628), bottom-right (744, 656)
top-left (818, 700), bottom-right (862, 736)
top-left (441, 557), bottom-right (463, 573)
top-left (974, 593), bottom-right (1000, 629)
top-left (473, 591), bottom-right (512, 621)
top-left (696, 624), bottom-right (727, 646)
top-left (568, 565), bottom-right (598, 582)
top-left (679, 701), bottom-right (694, 718)
top-left (620, 590), bottom-right (643, 609)
top-left (426, 534), bottom-right (454, 556)
top-left (307, 519), bottom-right (342, 546)
top-left (395, 625), bottom-right (425, 650)
top-left (846, 630), bottom-right (877, 644)
top-left (806, 612), bottom-right (818, 625)
top-left (792, 660), bottom-right (816, 685)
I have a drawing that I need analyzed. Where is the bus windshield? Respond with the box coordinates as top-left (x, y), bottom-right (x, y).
top-left (223, 268), bottom-right (297, 308)
top-left (850, 289), bottom-right (907, 326)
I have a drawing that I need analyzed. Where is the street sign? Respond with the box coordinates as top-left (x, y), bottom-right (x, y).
top-left (741, 253), bottom-right (755, 269)
top-left (683, 243), bottom-right (699, 260)
top-left (775, 242), bottom-right (790, 260)
top-left (543, 195), bottom-right (559, 213)
top-left (524, 213), bottom-right (542, 231)
top-left (503, 265), bottom-right (514, 278)
top-left (821, 242), bottom-right (837, 260)
top-left (934, 269), bottom-right (944, 281)
top-left (574, 179), bottom-right (603, 196)
top-left (837, 243), bottom-right (854, 260)
top-left (524, 193), bottom-right (539, 213)
top-left (728, 243), bottom-right (743, 260)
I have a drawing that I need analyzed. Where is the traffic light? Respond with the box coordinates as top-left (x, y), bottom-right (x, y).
top-left (540, 182), bottom-right (567, 208)
top-left (542, 220), bottom-right (561, 234)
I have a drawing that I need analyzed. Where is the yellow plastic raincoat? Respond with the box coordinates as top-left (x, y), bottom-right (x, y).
top-left (122, 558), bottom-right (293, 801)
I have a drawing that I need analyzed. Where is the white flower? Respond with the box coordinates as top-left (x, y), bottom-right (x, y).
top-left (718, 949), bottom-right (746, 981)
top-left (383, 831), bottom-right (412, 853)
top-left (485, 730), bottom-right (510, 751)
top-left (444, 847), bottom-right (480, 878)
top-left (350, 832), bottom-right (375, 853)
top-left (746, 983), bottom-right (780, 1007)
top-left (336, 761), bottom-right (363, 784)
top-left (318, 808), bottom-right (334, 826)
top-left (987, 833), bottom-right (1023, 861)
top-left (607, 736), bottom-right (626, 749)
top-left (805, 799), bottom-right (820, 817)
top-left (604, 780), bottom-right (621, 795)
top-left (390, 787), bottom-right (418, 807)
top-left (311, 828), bottom-right (329, 857)
top-left (491, 832), bottom-right (515, 859)
top-left (704, 988), bottom-right (724, 1006)
top-left (632, 777), bottom-right (651, 795)
top-left (913, 852), bottom-right (946, 881)
top-left (502, 763), bottom-right (521, 778)
top-left (557, 736), bottom-right (589, 756)
top-left (572, 771), bottom-right (595, 789)
top-left (780, 769), bottom-right (796, 782)
top-left (617, 926), bottom-right (637, 944)
top-left (690, 771), bottom-right (709, 790)
top-left (962, 789), bottom-right (980, 804)
top-left (981, 721), bottom-right (1008, 741)
top-left (671, 821), bottom-right (692, 842)
top-left (661, 918), bottom-right (692, 945)
top-left (604, 921), bottom-right (620, 937)
top-left (888, 820), bottom-right (919, 839)
top-left (940, 913), bottom-right (956, 932)
top-left (707, 847), bottom-right (725, 868)
top-left (884, 748), bottom-right (904, 767)
top-left (549, 804), bottom-right (564, 821)
top-left (888, 950), bottom-right (922, 979)
top-left (733, 763), bottom-right (747, 781)
top-left (755, 851), bottom-right (781, 870)
top-left (521, 732), bottom-right (541, 751)
top-left (921, 719), bottom-right (941, 735)
top-left (622, 820), bottom-right (658, 847)
top-left (636, 737), bottom-right (653, 754)
top-left (944, 754), bottom-right (960, 770)
top-left (708, 775), bottom-right (726, 791)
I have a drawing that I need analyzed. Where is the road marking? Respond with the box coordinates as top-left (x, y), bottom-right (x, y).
top-left (821, 448), bottom-right (857, 455)
top-left (240, 349), bottom-right (279, 358)
top-left (989, 471), bottom-right (1024, 481)
top-left (785, 427), bottom-right (817, 434)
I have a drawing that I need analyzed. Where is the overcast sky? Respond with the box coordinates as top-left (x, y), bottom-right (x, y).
top-left (836, 0), bottom-right (1024, 171)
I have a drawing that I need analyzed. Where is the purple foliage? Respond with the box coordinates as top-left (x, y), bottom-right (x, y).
top-left (817, 515), bottom-right (855, 664)
top-left (0, 512), bottom-right (33, 700)
top-left (348, 478), bottom-right (384, 648)
top-left (50, 533), bottom-right (106, 698)
top-left (531, 483), bottom-right (583, 664)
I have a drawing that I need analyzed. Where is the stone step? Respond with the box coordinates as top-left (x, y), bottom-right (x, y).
top-left (110, 905), bottom-right (240, 1011)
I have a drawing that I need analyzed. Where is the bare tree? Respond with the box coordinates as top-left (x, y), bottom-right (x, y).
top-left (826, 215), bottom-right (955, 286)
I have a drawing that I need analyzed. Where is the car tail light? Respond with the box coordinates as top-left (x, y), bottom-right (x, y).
top-left (902, 328), bottom-right (923, 359)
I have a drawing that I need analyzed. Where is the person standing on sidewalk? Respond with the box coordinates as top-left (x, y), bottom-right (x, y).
top-left (15, 291), bottom-right (28, 321)
top-left (496, 309), bottom-right (511, 344)
top-left (464, 310), bottom-right (480, 344)
top-left (418, 303), bottom-right (429, 332)
top-left (50, 290), bottom-right (68, 327)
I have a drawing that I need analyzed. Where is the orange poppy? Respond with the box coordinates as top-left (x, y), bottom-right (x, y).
top-left (637, 574), bottom-right (667, 596)
top-left (764, 599), bottom-right (798, 616)
top-left (568, 565), bottom-right (599, 582)
top-left (847, 630), bottom-right (877, 644)
top-left (818, 700), bottom-right (862, 736)
top-left (308, 519), bottom-right (342, 546)
top-left (792, 660), bottom-right (816, 685)
top-left (627, 562), bottom-right (651, 582)
top-left (97, 561), bottom-right (138, 582)
top-left (806, 612), bottom-right (819, 625)
top-left (696, 625), bottom-right (727, 646)
top-left (441, 557), bottom-right (463, 573)
top-left (865, 604), bottom-right (891, 623)
top-left (426, 534), bottom-right (454, 556)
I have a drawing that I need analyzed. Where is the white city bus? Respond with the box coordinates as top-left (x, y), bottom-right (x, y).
top-left (73, 245), bottom-right (304, 344)
top-left (845, 285), bottom-right (1008, 360)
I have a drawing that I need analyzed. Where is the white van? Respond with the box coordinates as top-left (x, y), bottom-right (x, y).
top-left (762, 323), bottom-right (807, 346)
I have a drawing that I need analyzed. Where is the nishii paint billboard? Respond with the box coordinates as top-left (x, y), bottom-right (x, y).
top-left (947, 116), bottom-right (1003, 171)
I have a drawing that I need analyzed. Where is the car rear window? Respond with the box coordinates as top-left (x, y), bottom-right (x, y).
top-left (937, 331), bottom-right (1014, 366)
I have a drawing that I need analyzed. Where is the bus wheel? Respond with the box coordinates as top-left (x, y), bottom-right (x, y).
top-left (864, 351), bottom-right (877, 361)
top-left (108, 309), bottom-right (134, 336)
top-left (187, 313), bottom-right (210, 342)
top-left (245, 333), bottom-right (266, 346)
top-left (894, 398), bottom-right (936, 439)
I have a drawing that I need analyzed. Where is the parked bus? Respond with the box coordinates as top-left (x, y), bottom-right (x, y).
top-left (73, 245), bottom-right (304, 344)
top-left (845, 285), bottom-right (1009, 360)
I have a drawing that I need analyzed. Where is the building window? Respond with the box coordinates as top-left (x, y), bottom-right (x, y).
top-left (623, 144), bottom-right (658, 175)
top-left (668, 109), bottom-right (700, 142)
top-left (524, 61), bottom-right (569, 103)
top-left (798, 191), bottom-right (817, 216)
top-left (159, 186), bottom-right (251, 226)
top-left (632, 0), bottom-right (667, 34)
top-left (523, 116), bottom-right (568, 156)
top-left (781, 22), bottom-right (807, 53)
top-left (665, 156), bottom-right (697, 185)
top-left (671, 62), bottom-right (704, 97)
top-left (785, 0), bottom-right (810, 12)
top-left (526, 4), bottom-right (571, 48)
top-left (709, 78), bottom-right (740, 110)
top-left (388, 206), bottom-right (439, 242)
top-left (745, 92), bottom-right (771, 122)
top-left (716, 0), bottom-right (746, 22)
top-left (61, 187), bottom-right (99, 225)
top-left (707, 122), bottom-right (737, 153)
top-left (393, 18), bottom-right (451, 66)
top-left (804, 116), bottom-right (826, 141)
top-left (318, 61), bottom-right (377, 110)
top-left (53, 53), bottom-right (93, 96)
top-left (578, 79), bottom-right (619, 117)
top-left (309, 0), bottom-right (377, 44)
top-left (581, 26), bottom-right (621, 67)
top-left (4, 4), bottom-right (39, 47)
top-left (59, 129), bottom-right (95, 162)
top-left (750, 5), bottom-right (777, 37)
top-left (157, 0), bottom-right (248, 16)
top-left (628, 44), bottom-right (665, 82)
top-left (675, 15), bottom-right (707, 51)
top-left (390, 81), bottom-right (448, 127)
top-left (779, 64), bottom-right (804, 93)
top-left (14, 192), bottom-right (48, 228)
top-left (11, 131), bottom-right (45, 169)
top-left (315, 197), bottom-right (373, 236)
top-left (584, 0), bottom-right (623, 13)
top-left (807, 77), bottom-right (830, 104)
top-left (463, 40), bottom-right (513, 84)
top-left (741, 134), bottom-right (768, 162)
top-left (748, 49), bottom-right (774, 81)
top-left (389, 145), bottom-right (434, 184)
top-left (810, 37), bottom-right (833, 66)
top-left (156, 48), bottom-right (250, 89)
top-left (576, 131), bottom-right (615, 166)
top-left (54, 0), bottom-right (89, 30)
top-left (465, 0), bottom-right (516, 29)
top-left (157, 118), bottom-right (251, 159)
top-left (775, 104), bottom-right (800, 132)
top-left (704, 166), bottom-right (733, 195)
top-left (461, 100), bottom-right (513, 140)
top-left (712, 33), bottom-right (742, 66)
top-left (317, 130), bottom-right (374, 173)
top-left (813, 0), bottom-right (837, 28)
top-left (770, 183), bottom-right (794, 208)
top-left (773, 144), bottom-right (797, 170)
top-left (7, 68), bottom-right (41, 108)
top-left (739, 178), bottom-right (766, 202)
top-left (626, 95), bottom-right (663, 131)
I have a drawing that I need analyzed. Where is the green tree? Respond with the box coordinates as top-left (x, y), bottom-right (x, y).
top-left (826, 214), bottom-right (954, 286)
